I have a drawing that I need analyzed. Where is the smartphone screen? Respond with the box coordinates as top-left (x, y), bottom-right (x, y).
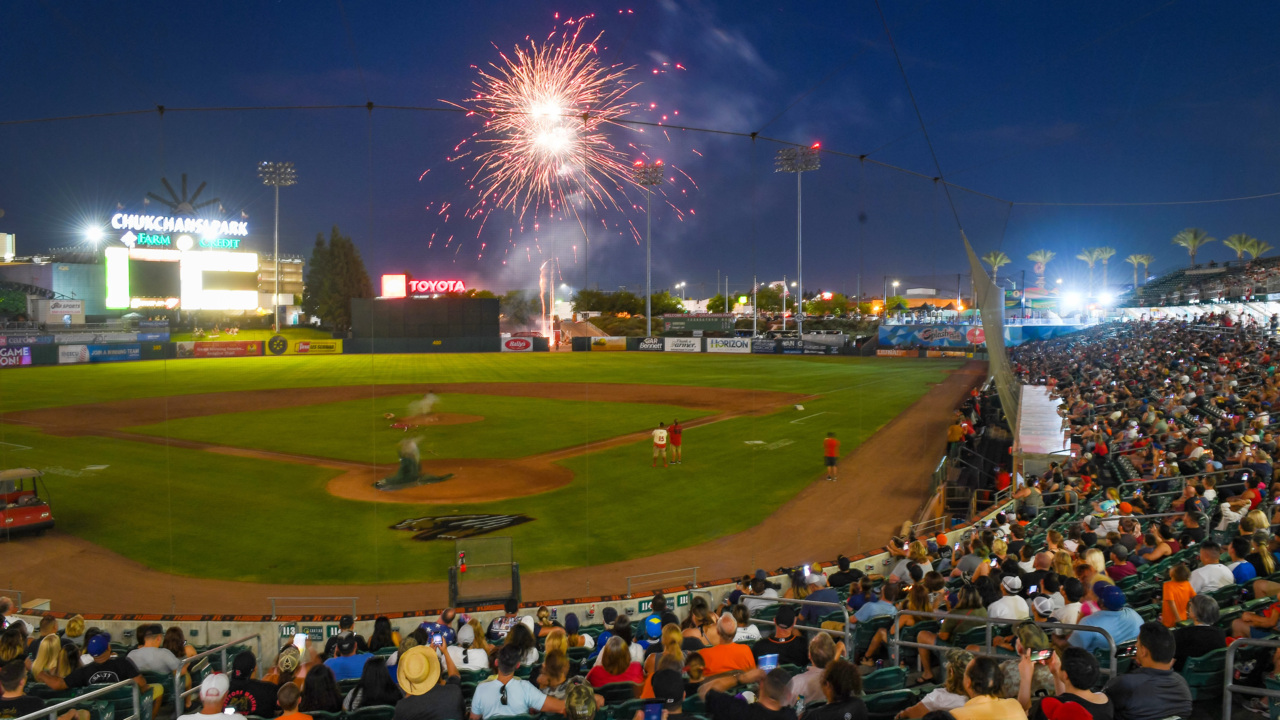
top-left (1028, 585), bottom-right (1038, 594)
top-left (1032, 650), bottom-right (1053, 662)
top-left (990, 559), bottom-right (998, 567)
top-left (643, 703), bottom-right (664, 720)
top-left (432, 633), bottom-right (444, 647)
top-left (292, 633), bottom-right (307, 651)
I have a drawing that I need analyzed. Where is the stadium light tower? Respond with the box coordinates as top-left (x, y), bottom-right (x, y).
top-left (632, 160), bottom-right (664, 331)
top-left (776, 144), bottom-right (821, 335)
top-left (258, 161), bottom-right (297, 332)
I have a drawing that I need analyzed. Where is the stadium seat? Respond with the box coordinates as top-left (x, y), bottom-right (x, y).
top-left (349, 705), bottom-right (397, 720)
top-left (609, 698), bottom-right (650, 720)
top-left (861, 666), bottom-right (908, 694)
top-left (1179, 647), bottom-right (1227, 700)
top-left (862, 689), bottom-right (919, 718)
top-left (568, 646), bottom-right (593, 661)
top-left (851, 616), bottom-right (895, 660)
top-left (682, 695), bottom-right (705, 714)
top-left (308, 712), bottom-right (343, 720)
top-left (84, 683), bottom-right (151, 720)
top-left (598, 682), bottom-right (641, 704)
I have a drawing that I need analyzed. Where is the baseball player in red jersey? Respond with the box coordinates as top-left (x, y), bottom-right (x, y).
top-left (669, 419), bottom-right (683, 464)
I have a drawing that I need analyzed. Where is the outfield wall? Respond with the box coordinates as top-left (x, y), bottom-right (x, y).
top-left (570, 336), bottom-right (848, 355)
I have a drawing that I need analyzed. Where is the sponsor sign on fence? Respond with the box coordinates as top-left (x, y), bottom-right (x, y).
top-left (804, 342), bottom-right (840, 355)
top-left (636, 337), bottom-right (664, 351)
top-left (501, 337), bottom-right (534, 352)
top-left (779, 338), bottom-right (804, 355)
top-left (0, 335), bottom-right (55, 347)
top-left (57, 332), bottom-right (138, 344)
top-left (87, 344), bottom-right (141, 363)
top-left (664, 337), bottom-right (702, 353)
top-left (752, 339), bottom-right (777, 354)
top-left (0, 346), bottom-right (32, 368)
top-left (590, 337), bottom-right (627, 352)
top-left (877, 349), bottom-right (915, 357)
top-left (59, 345), bottom-right (89, 364)
top-left (926, 350), bottom-right (970, 358)
top-left (706, 337), bottom-right (751, 354)
top-left (266, 336), bottom-right (345, 355)
top-left (176, 340), bottom-right (263, 358)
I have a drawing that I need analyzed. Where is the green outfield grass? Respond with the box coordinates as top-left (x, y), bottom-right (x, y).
top-left (129, 393), bottom-right (714, 462)
top-left (0, 354), bottom-right (963, 584)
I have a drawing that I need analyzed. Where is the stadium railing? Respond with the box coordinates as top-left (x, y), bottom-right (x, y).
top-left (1223, 637), bottom-right (1280, 717)
top-left (17, 678), bottom-right (141, 720)
top-left (887, 610), bottom-right (1120, 678)
top-left (172, 634), bottom-right (262, 717)
top-left (268, 596), bottom-right (358, 618)
top-left (690, 590), bottom-right (852, 657)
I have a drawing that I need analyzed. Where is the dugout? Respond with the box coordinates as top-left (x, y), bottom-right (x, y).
top-left (347, 297), bottom-right (500, 353)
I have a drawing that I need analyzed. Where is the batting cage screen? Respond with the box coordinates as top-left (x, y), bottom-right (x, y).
top-left (449, 536), bottom-right (521, 608)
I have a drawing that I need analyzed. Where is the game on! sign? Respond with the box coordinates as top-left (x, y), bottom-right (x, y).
top-left (381, 274), bottom-right (467, 298)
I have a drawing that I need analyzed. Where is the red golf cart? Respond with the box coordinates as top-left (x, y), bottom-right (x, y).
top-left (0, 468), bottom-right (54, 536)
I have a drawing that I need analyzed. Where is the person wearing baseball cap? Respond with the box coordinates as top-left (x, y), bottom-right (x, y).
top-left (176, 673), bottom-right (245, 720)
top-left (749, 605), bottom-right (807, 668)
top-left (396, 643), bottom-right (463, 720)
top-left (322, 615), bottom-right (367, 659)
top-left (1068, 585), bottom-right (1142, 653)
top-left (37, 631), bottom-right (157, 713)
top-left (800, 574), bottom-right (840, 626)
top-left (225, 651), bottom-right (279, 717)
top-left (987, 576), bottom-right (1030, 621)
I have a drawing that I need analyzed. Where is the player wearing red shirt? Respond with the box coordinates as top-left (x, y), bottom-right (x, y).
top-left (823, 432), bottom-right (840, 481)
top-left (669, 419), bottom-right (683, 464)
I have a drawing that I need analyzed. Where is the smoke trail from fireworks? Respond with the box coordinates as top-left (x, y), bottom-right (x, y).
top-left (454, 20), bottom-right (639, 222)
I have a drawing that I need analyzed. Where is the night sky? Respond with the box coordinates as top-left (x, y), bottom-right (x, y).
top-left (2, 1), bottom-right (1278, 300)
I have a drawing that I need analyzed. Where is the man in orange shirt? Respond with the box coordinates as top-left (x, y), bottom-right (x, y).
top-left (823, 432), bottom-right (840, 481)
top-left (698, 615), bottom-right (757, 676)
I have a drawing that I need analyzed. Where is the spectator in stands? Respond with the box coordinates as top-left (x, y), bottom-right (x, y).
top-left (325, 632), bottom-right (371, 681)
top-left (862, 584), bottom-right (931, 666)
top-left (1231, 588), bottom-right (1280, 639)
top-left (1102, 623), bottom-right (1192, 720)
top-left (341, 655), bottom-right (402, 711)
top-left (783, 632), bottom-right (837, 706)
top-left (275, 683), bottom-right (308, 720)
top-left (744, 578), bottom-right (781, 616)
top-left (852, 582), bottom-right (901, 627)
top-left (564, 614), bottom-right (595, 651)
top-left (1, 657), bottom-right (85, 720)
top-left (1228, 537), bottom-right (1259, 585)
top-left (1181, 512), bottom-right (1207, 545)
top-left (225, 651), bottom-right (280, 717)
top-left (323, 615), bottom-right (368, 659)
top-left (692, 614), bottom-right (754, 675)
top-left (0, 632), bottom-right (22, 665)
top-left (31, 634), bottom-right (71, 682)
top-left (535, 607), bottom-right (563, 639)
top-left (449, 620), bottom-right (494, 672)
top-left (370, 616), bottom-right (401, 653)
top-left (649, 594), bottom-right (669, 622)
top-left (1189, 541), bottom-right (1235, 593)
top-left (890, 542), bottom-right (933, 584)
top-left (418, 610), bottom-right (458, 647)
top-left (802, 659), bottom-right (864, 720)
top-left (127, 624), bottom-right (182, 675)
top-left (470, 645), bottom-right (568, 719)
top-left (730, 606), bottom-right (761, 643)
top-left (585, 637), bottom-right (642, 688)
top-left (897, 649), bottom-right (971, 718)
top-left (800, 574), bottom-right (841, 625)
top-left (1160, 563), bottom-right (1195, 627)
top-left (988, 576), bottom-right (1030, 621)
top-left (1037, 648), bottom-right (1111, 720)
top-left (828, 556), bottom-right (864, 588)
top-left (24, 616), bottom-right (57, 658)
top-left (38, 632), bottom-right (156, 714)
top-left (180, 674), bottom-right (245, 720)
top-left (299, 664), bottom-right (343, 714)
top-left (535, 651), bottom-right (576, 700)
top-left (1069, 585), bottom-right (1142, 653)
top-left (395, 645), bottom-right (464, 720)
top-left (1104, 546), bottom-right (1136, 582)
top-left (1247, 531), bottom-right (1278, 577)
top-left (164, 626), bottom-right (197, 661)
top-left (749, 606), bottom-right (806, 668)
top-left (1172, 595), bottom-right (1225, 671)
top-left (845, 578), bottom-right (873, 612)
top-left (642, 624), bottom-right (686, 679)
top-left (504, 622), bottom-right (543, 667)
top-left (951, 656), bottom-right (1027, 720)
top-left (698, 667), bottom-right (792, 720)
top-left (915, 585), bottom-right (986, 683)
top-left (487, 599), bottom-right (523, 644)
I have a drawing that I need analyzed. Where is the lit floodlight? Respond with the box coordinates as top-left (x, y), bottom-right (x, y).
top-left (176, 235), bottom-right (194, 251)
top-left (1098, 292), bottom-right (1114, 306)
top-left (85, 226), bottom-right (103, 243)
top-left (1061, 291), bottom-right (1083, 310)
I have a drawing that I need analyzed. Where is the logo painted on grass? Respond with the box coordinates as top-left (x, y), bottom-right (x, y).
top-left (391, 514), bottom-right (533, 541)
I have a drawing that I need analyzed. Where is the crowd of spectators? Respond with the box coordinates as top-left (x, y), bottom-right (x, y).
top-left (1133, 256), bottom-right (1280, 307)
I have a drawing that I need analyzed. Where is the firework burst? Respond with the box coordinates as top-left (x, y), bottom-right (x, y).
top-left (455, 20), bottom-right (639, 221)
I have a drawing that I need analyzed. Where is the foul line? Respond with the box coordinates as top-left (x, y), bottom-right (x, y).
top-left (790, 412), bottom-right (831, 424)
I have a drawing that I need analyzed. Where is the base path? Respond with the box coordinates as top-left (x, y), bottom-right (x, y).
top-left (5, 363), bottom-right (986, 615)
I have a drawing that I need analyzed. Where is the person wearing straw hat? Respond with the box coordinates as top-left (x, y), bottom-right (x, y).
top-left (394, 644), bottom-right (462, 720)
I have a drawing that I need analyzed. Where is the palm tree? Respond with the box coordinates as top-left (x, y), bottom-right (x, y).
top-left (1172, 228), bottom-right (1215, 268)
top-left (1248, 238), bottom-right (1273, 259)
top-left (1027, 249), bottom-right (1055, 289)
top-left (1125, 254), bottom-right (1144, 290)
top-left (981, 250), bottom-right (1011, 282)
top-left (1139, 254), bottom-right (1155, 284)
top-left (1096, 247), bottom-right (1116, 290)
top-left (1224, 234), bottom-right (1256, 261)
top-left (1076, 248), bottom-right (1100, 295)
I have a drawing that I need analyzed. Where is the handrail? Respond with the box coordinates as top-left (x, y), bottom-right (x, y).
top-left (625, 567), bottom-right (699, 597)
top-left (269, 596), bottom-right (358, 618)
top-left (1223, 636), bottom-right (1280, 717)
top-left (16, 677), bottom-right (141, 720)
top-left (690, 590), bottom-right (852, 657)
top-left (887, 609), bottom-right (1119, 678)
top-left (172, 633), bottom-right (262, 717)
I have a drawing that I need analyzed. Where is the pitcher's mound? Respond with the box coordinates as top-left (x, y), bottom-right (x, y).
top-left (388, 413), bottom-right (484, 429)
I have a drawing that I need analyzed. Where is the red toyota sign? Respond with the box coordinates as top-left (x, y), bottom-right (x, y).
top-left (379, 275), bottom-right (467, 297)
top-left (501, 337), bottom-right (533, 352)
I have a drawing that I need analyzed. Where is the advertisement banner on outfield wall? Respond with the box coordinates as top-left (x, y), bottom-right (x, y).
top-left (87, 344), bottom-right (141, 363)
top-left (664, 337), bottom-right (701, 352)
top-left (706, 337), bottom-right (751, 353)
top-left (0, 335), bottom-right (55, 347)
top-left (59, 345), bottom-right (89, 364)
top-left (266, 336), bottom-right (345, 355)
top-left (778, 339), bottom-right (804, 355)
top-left (0, 346), bottom-right (32, 368)
top-left (636, 337), bottom-right (664, 351)
top-left (176, 340), bottom-right (264, 358)
top-left (590, 337), bottom-right (627, 351)
top-left (804, 342), bottom-right (840, 355)
top-left (500, 337), bottom-right (534, 352)
top-left (877, 349), bottom-right (915, 357)
top-left (752, 339), bottom-right (777, 354)
top-left (926, 350), bottom-right (969, 358)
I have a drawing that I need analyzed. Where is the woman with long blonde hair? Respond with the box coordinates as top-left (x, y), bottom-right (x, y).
top-left (32, 634), bottom-right (71, 679)
top-left (1083, 548), bottom-right (1113, 585)
top-left (543, 628), bottom-right (569, 656)
top-left (1051, 550), bottom-right (1075, 580)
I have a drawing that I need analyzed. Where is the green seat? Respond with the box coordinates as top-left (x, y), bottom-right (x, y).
top-left (1132, 603), bottom-right (1161, 623)
top-left (862, 689), bottom-right (919, 716)
top-left (950, 625), bottom-right (992, 649)
top-left (682, 696), bottom-right (706, 714)
top-left (861, 665), bottom-right (908, 694)
top-left (568, 646), bottom-right (593, 661)
top-left (85, 683), bottom-right (151, 720)
top-left (338, 678), bottom-right (361, 695)
top-left (1209, 584), bottom-right (1242, 607)
top-left (851, 615), bottom-right (894, 660)
top-left (598, 682), bottom-right (640, 704)
top-left (373, 647), bottom-right (396, 657)
top-left (754, 605), bottom-right (781, 621)
top-left (350, 705), bottom-right (396, 720)
top-left (1180, 647), bottom-right (1227, 700)
top-left (1094, 641), bottom-right (1137, 677)
top-left (309, 712), bottom-right (344, 720)
top-left (896, 621), bottom-right (940, 666)
top-left (609, 698), bottom-right (651, 720)
top-left (778, 664), bottom-right (805, 678)
top-left (74, 699), bottom-right (115, 720)
top-left (459, 669), bottom-right (490, 684)
top-left (26, 683), bottom-right (80, 702)
top-left (1217, 605), bottom-right (1245, 627)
